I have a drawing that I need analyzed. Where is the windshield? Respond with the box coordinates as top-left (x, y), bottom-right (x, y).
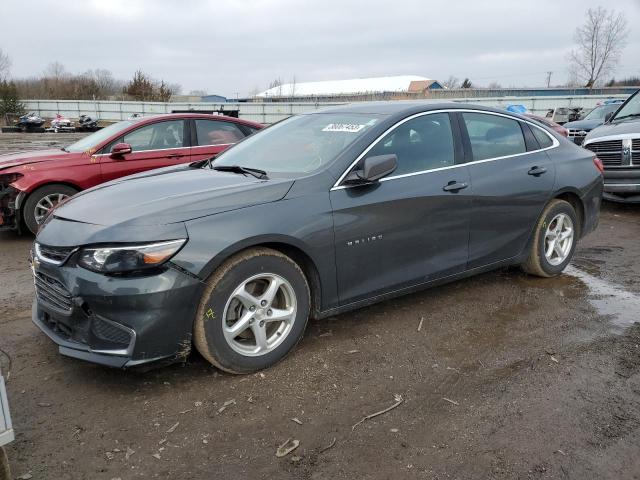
top-left (65, 120), bottom-right (135, 153)
top-left (212, 113), bottom-right (384, 175)
top-left (583, 104), bottom-right (618, 121)
top-left (611, 91), bottom-right (640, 122)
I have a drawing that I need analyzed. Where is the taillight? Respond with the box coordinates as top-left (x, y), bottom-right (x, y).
top-left (593, 157), bottom-right (604, 174)
top-left (561, 127), bottom-right (569, 137)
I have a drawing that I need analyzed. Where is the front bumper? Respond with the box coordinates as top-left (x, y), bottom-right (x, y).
top-left (603, 168), bottom-right (640, 203)
top-left (31, 258), bottom-right (203, 368)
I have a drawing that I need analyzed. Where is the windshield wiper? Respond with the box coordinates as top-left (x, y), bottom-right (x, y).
top-left (212, 165), bottom-right (268, 180)
top-left (60, 147), bottom-right (68, 152)
top-left (612, 113), bottom-right (640, 122)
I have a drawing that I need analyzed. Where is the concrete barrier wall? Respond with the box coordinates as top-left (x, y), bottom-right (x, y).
top-left (22, 94), bottom-right (629, 124)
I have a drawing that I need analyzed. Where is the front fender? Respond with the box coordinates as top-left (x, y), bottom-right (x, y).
top-left (174, 194), bottom-right (339, 311)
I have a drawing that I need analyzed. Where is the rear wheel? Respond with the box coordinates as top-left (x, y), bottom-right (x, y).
top-left (194, 248), bottom-right (310, 374)
top-left (522, 199), bottom-right (579, 277)
top-left (23, 184), bottom-right (78, 234)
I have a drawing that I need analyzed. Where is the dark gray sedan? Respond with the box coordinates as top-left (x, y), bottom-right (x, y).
top-left (31, 102), bottom-right (603, 373)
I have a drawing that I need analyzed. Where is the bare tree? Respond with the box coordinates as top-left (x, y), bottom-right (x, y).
top-left (43, 61), bottom-right (67, 80)
top-left (487, 81), bottom-right (501, 89)
top-left (0, 48), bottom-right (11, 80)
top-left (461, 78), bottom-right (473, 89)
top-left (290, 75), bottom-right (297, 98)
top-left (568, 7), bottom-right (628, 88)
top-left (442, 75), bottom-right (460, 89)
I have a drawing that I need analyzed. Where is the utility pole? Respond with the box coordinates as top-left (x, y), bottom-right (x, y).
top-left (546, 71), bottom-right (553, 88)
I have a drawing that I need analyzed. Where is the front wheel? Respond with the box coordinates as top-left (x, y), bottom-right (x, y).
top-left (23, 184), bottom-right (78, 234)
top-left (522, 199), bottom-right (579, 277)
top-left (194, 248), bottom-right (311, 374)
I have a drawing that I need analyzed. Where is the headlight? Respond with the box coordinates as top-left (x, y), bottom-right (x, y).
top-left (77, 239), bottom-right (186, 273)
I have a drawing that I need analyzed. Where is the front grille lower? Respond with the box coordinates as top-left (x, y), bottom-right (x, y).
top-left (36, 243), bottom-right (76, 264)
top-left (91, 318), bottom-right (132, 347)
top-left (35, 271), bottom-right (73, 312)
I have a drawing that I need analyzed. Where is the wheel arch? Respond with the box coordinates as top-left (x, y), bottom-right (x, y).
top-left (202, 235), bottom-right (324, 319)
top-left (21, 180), bottom-right (82, 207)
top-left (519, 188), bottom-right (585, 261)
top-left (551, 188), bottom-right (585, 237)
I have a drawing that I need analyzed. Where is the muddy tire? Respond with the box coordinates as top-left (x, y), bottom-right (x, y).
top-left (522, 199), bottom-right (579, 277)
top-left (194, 247), bottom-right (310, 374)
top-left (23, 184), bottom-right (78, 235)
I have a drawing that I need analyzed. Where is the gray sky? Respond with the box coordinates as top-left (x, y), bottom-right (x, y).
top-left (1, 0), bottom-right (639, 97)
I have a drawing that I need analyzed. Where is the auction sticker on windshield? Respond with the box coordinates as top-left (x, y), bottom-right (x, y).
top-left (322, 123), bottom-right (367, 133)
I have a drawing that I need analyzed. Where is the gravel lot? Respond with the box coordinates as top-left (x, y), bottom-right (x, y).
top-left (1, 133), bottom-right (640, 479)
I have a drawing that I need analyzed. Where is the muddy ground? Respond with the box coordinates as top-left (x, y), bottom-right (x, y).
top-left (1, 133), bottom-right (640, 479)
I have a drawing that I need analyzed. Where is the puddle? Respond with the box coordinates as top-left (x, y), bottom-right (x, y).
top-left (565, 265), bottom-right (640, 333)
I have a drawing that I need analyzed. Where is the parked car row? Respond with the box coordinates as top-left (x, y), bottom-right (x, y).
top-left (27, 103), bottom-right (604, 372)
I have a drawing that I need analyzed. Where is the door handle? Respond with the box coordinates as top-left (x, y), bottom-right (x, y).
top-left (528, 166), bottom-right (547, 176)
top-left (442, 181), bottom-right (468, 192)
top-left (167, 153), bottom-right (184, 158)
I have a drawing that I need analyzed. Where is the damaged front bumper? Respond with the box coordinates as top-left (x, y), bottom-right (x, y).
top-left (0, 184), bottom-right (24, 232)
top-left (30, 251), bottom-right (203, 368)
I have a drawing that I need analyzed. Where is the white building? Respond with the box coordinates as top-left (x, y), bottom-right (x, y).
top-left (255, 75), bottom-right (443, 98)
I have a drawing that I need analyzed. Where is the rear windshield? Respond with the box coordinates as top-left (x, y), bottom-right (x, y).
top-left (213, 113), bottom-right (384, 175)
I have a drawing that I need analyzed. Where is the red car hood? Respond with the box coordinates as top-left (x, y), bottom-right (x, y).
top-left (0, 149), bottom-right (76, 171)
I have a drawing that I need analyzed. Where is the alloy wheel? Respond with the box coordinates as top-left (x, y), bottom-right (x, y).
top-left (222, 273), bottom-right (297, 356)
top-left (34, 193), bottom-right (69, 224)
top-left (544, 213), bottom-right (574, 266)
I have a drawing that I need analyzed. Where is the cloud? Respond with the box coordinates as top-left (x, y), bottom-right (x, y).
top-left (1, 0), bottom-right (639, 96)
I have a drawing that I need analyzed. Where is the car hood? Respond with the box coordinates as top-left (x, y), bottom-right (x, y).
top-left (53, 167), bottom-right (295, 227)
top-left (562, 119), bottom-right (601, 131)
top-left (584, 120), bottom-right (640, 143)
top-left (0, 149), bottom-right (74, 171)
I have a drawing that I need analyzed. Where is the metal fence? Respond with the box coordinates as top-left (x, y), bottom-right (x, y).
top-left (21, 94), bottom-right (629, 125)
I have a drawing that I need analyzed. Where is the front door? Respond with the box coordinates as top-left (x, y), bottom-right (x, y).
top-left (330, 112), bottom-right (472, 305)
top-left (99, 119), bottom-right (189, 182)
top-left (459, 112), bottom-right (556, 268)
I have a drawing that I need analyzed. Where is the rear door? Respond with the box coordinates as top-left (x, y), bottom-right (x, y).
top-left (189, 119), bottom-right (247, 162)
top-left (99, 119), bottom-right (189, 182)
top-left (459, 111), bottom-right (556, 268)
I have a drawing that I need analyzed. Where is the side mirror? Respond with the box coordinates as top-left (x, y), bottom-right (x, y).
top-left (344, 154), bottom-right (398, 185)
top-left (110, 143), bottom-right (132, 157)
top-left (604, 112), bottom-right (614, 123)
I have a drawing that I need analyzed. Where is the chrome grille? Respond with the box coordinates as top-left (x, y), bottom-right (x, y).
top-left (568, 129), bottom-right (588, 145)
top-left (585, 140), bottom-right (623, 153)
top-left (35, 243), bottom-right (76, 265)
top-left (585, 140), bottom-right (622, 166)
top-left (34, 272), bottom-right (72, 312)
top-left (632, 139), bottom-right (640, 150)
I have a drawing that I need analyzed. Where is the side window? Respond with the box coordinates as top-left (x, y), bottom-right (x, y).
top-left (531, 126), bottom-right (554, 148)
top-left (462, 113), bottom-right (526, 161)
top-left (123, 120), bottom-right (184, 151)
top-left (195, 120), bottom-right (245, 146)
top-left (366, 113), bottom-right (455, 176)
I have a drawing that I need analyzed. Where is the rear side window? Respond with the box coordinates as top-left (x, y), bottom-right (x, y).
top-left (531, 126), bottom-right (554, 148)
top-left (195, 120), bottom-right (245, 146)
top-left (367, 113), bottom-right (455, 176)
top-left (462, 113), bottom-right (526, 161)
top-left (123, 120), bottom-right (185, 151)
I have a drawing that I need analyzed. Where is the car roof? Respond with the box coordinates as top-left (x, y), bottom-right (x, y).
top-left (310, 101), bottom-right (521, 117)
top-left (132, 113), bottom-right (262, 128)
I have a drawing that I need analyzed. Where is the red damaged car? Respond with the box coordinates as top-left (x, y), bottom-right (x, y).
top-left (0, 113), bottom-right (263, 234)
